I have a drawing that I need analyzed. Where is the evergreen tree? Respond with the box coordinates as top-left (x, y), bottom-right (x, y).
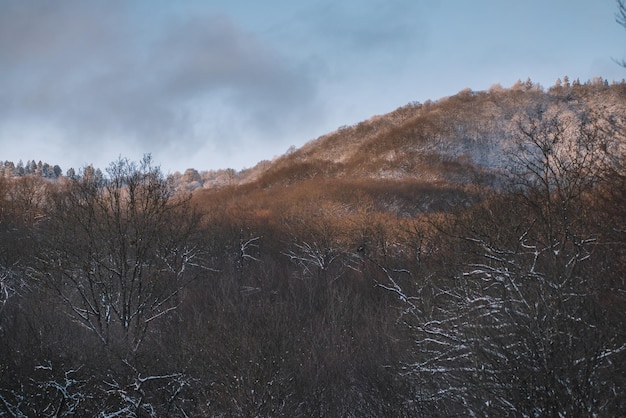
top-left (563, 75), bottom-right (570, 88)
top-left (26, 160), bottom-right (37, 175)
top-left (15, 160), bottom-right (24, 176)
top-left (3, 161), bottom-right (15, 178)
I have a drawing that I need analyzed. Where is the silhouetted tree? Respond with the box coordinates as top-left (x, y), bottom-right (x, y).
top-left (6, 156), bottom-right (211, 416)
top-left (619, 1), bottom-right (626, 66)
top-left (40, 156), bottom-right (207, 357)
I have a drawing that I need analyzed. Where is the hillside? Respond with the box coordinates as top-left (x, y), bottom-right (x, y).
top-left (196, 78), bottom-right (626, 217)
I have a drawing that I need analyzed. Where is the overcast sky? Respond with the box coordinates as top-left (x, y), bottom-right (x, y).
top-left (1, 0), bottom-right (625, 174)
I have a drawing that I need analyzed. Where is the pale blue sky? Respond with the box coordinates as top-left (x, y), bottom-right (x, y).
top-left (1, 0), bottom-right (624, 173)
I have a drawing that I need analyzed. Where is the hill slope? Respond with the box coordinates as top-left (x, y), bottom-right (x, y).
top-left (197, 79), bottom-right (626, 217)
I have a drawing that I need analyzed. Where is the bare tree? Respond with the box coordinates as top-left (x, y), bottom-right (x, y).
top-left (5, 156), bottom-right (215, 416)
top-left (0, 176), bottom-right (44, 317)
top-left (381, 100), bottom-right (626, 415)
top-left (618, 0), bottom-right (626, 67)
top-left (38, 156), bottom-right (210, 357)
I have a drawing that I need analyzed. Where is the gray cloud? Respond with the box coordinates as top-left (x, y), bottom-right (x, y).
top-left (289, 0), bottom-right (426, 55)
top-left (0, 0), bottom-right (320, 170)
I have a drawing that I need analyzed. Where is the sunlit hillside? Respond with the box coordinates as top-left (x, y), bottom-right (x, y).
top-left (196, 78), bottom-right (626, 217)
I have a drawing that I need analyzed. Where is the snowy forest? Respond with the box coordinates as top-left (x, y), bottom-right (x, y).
top-left (1, 80), bottom-right (625, 416)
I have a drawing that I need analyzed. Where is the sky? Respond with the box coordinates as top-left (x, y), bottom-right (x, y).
top-left (1, 0), bottom-right (625, 174)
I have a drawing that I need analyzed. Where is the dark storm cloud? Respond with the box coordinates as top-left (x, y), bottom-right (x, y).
top-left (0, 0), bottom-right (317, 157)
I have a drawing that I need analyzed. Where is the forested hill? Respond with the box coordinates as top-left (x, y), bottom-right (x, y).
top-left (245, 78), bottom-right (626, 183)
top-left (196, 78), bottom-right (626, 216)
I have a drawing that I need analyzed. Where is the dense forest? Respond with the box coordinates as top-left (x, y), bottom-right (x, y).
top-left (1, 80), bottom-right (625, 416)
